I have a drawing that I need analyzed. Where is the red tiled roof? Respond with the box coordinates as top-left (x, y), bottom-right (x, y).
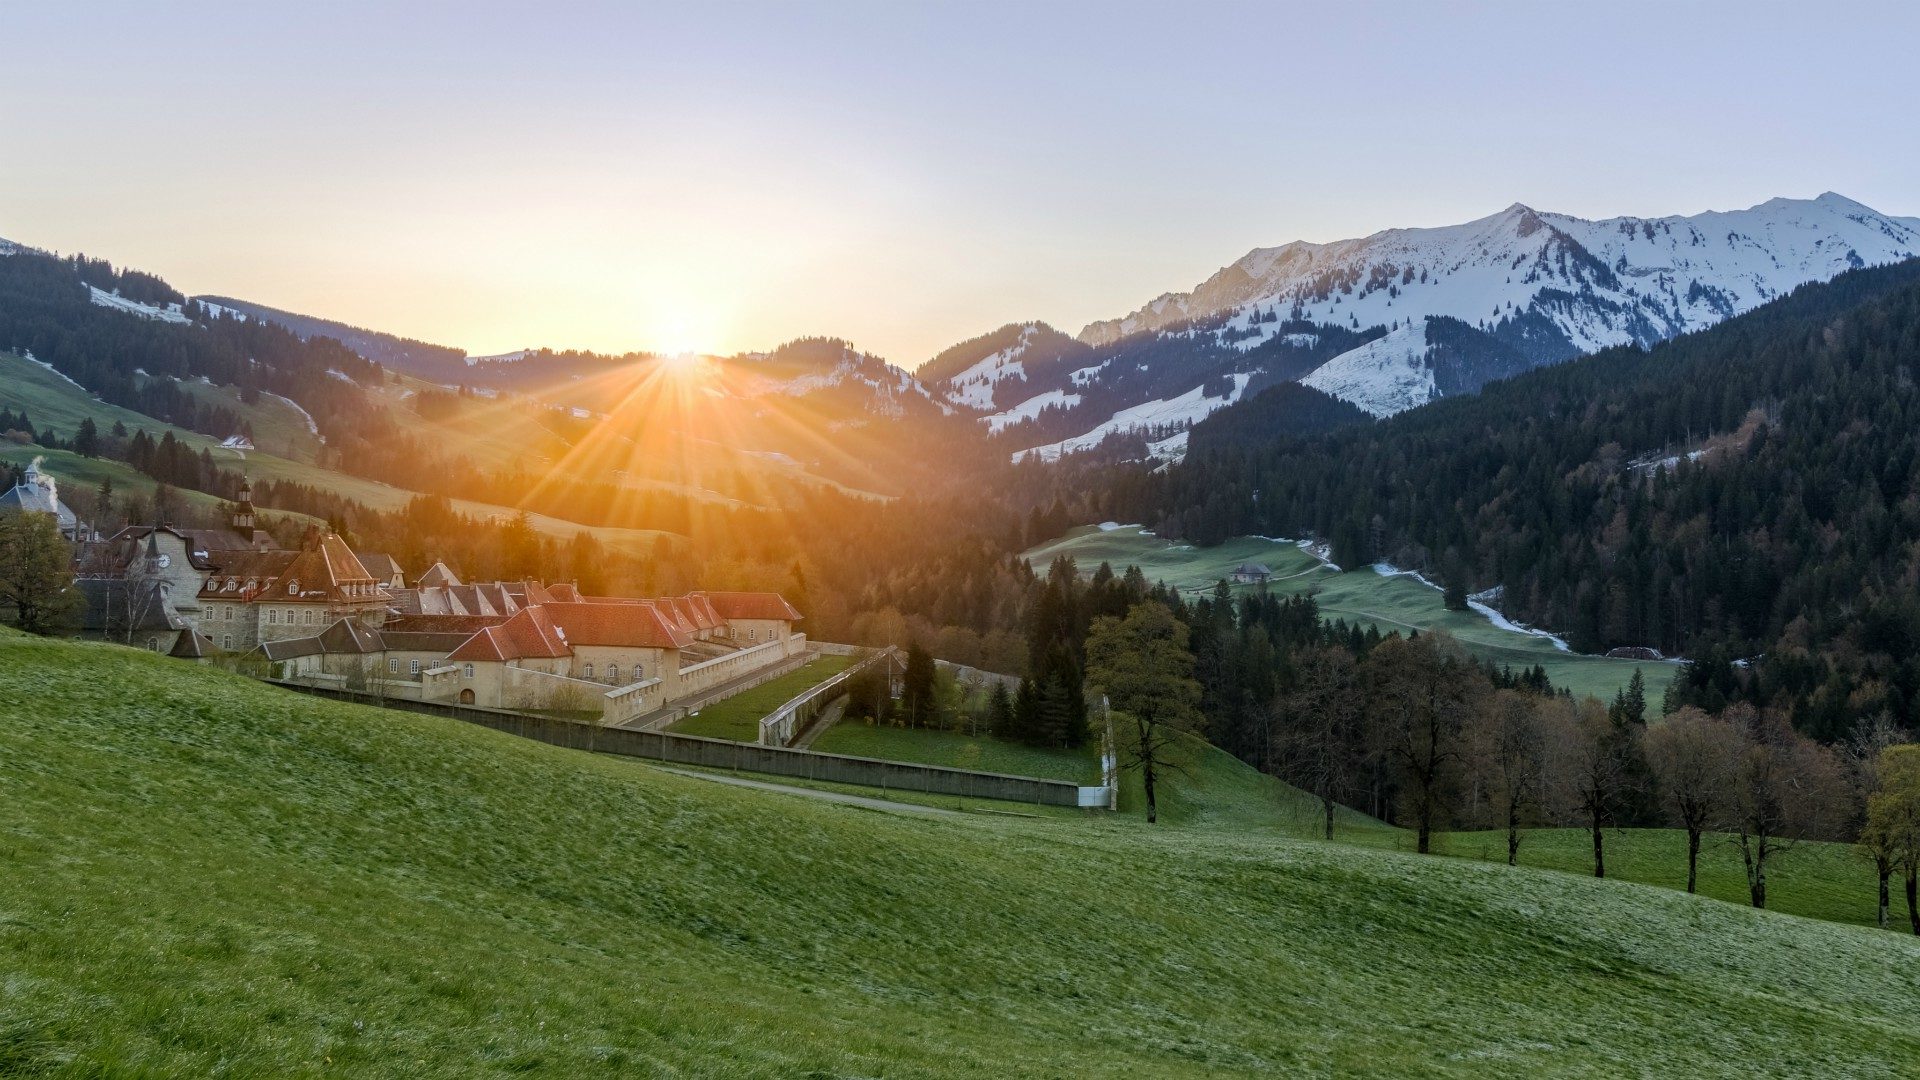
top-left (546, 583), bottom-right (583, 603)
top-left (543, 601), bottom-right (692, 650)
top-left (447, 606), bottom-right (571, 661)
top-left (384, 613), bottom-right (510, 635)
top-left (696, 591), bottom-right (803, 622)
top-left (688, 594), bottom-right (723, 627)
top-left (652, 600), bottom-right (697, 636)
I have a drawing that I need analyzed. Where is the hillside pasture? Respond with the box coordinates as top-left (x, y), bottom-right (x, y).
top-left (1026, 524), bottom-right (1678, 704)
top-left (4, 628), bottom-right (1917, 1076)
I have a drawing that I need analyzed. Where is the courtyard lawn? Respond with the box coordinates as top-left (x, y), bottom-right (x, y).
top-left (667, 653), bottom-right (855, 741)
top-left (811, 720), bottom-right (1102, 783)
top-left (1027, 524), bottom-right (1679, 704)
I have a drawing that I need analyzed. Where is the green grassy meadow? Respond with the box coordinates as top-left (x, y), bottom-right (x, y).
top-left (1026, 524), bottom-right (1678, 704)
top-left (811, 721), bottom-right (1102, 783)
top-left (667, 653), bottom-right (856, 741)
top-left (5, 628), bottom-right (1920, 1076)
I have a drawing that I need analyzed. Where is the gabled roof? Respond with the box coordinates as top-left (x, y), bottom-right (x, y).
top-left (447, 605), bottom-right (572, 662)
top-left (357, 552), bottom-right (404, 580)
top-left (378, 631), bottom-right (472, 654)
top-left (695, 591), bottom-right (803, 622)
top-left (417, 561), bottom-right (462, 588)
top-left (168, 629), bottom-right (220, 659)
top-left (653, 600), bottom-right (698, 636)
top-left (259, 636), bottom-right (325, 661)
top-left (77, 578), bottom-right (185, 633)
top-left (546, 582), bottom-right (583, 603)
top-left (669, 596), bottom-right (720, 632)
top-left (384, 612), bottom-right (510, 635)
top-left (316, 618), bottom-right (384, 655)
top-left (543, 601), bottom-right (693, 650)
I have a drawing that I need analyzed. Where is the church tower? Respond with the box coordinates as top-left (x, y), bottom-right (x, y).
top-left (232, 477), bottom-right (255, 533)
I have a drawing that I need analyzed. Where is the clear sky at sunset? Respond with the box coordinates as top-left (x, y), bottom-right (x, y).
top-left (6, 1), bottom-right (1917, 365)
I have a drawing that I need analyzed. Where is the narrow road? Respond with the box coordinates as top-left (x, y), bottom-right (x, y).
top-left (647, 765), bottom-right (961, 816)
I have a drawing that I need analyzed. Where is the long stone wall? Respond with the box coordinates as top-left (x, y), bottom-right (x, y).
top-left (268, 680), bottom-right (1086, 807)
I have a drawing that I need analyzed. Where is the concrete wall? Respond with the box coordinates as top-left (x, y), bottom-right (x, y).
top-left (270, 681), bottom-right (1086, 807)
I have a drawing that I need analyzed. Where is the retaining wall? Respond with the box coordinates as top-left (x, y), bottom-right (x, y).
top-left (268, 680), bottom-right (1085, 806)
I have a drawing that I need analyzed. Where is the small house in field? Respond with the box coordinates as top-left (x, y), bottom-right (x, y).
top-left (1230, 562), bottom-right (1272, 586)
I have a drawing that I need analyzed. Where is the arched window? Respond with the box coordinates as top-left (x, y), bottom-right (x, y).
top-left (582, 662), bottom-right (594, 679)
top-left (146, 637), bottom-right (158, 651)
top-left (606, 663), bottom-right (619, 684)
top-left (463, 663), bottom-right (475, 679)
top-left (287, 581), bottom-right (298, 595)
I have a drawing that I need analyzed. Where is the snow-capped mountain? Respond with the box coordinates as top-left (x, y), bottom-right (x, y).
top-left (939, 194), bottom-right (1920, 459)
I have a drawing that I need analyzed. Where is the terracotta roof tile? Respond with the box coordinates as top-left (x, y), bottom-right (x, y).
top-left (543, 601), bottom-right (692, 650)
top-left (695, 591), bottom-right (803, 622)
top-left (447, 606), bottom-right (571, 662)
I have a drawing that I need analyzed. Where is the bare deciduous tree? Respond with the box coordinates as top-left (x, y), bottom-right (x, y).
top-left (1468, 689), bottom-right (1554, 865)
top-left (1722, 705), bottom-right (1846, 910)
top-left (1273, 645), bottom-right (1365, 840)
top-left (1365, 631), bottom-right (1482, 854)
top-left (1551, 698), bottom-right (1629, 878)
top-left (1846, 714), bottom-right (1912, 928)
top-left (1644, 706), bottom-right (1742, 894)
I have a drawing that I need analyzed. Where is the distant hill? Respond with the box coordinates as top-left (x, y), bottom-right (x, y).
top-left (196, 295), bottom-right (471, 383)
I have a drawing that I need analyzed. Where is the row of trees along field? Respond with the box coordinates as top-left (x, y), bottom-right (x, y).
top-left (1074, 585), bottom-right (1920, 931)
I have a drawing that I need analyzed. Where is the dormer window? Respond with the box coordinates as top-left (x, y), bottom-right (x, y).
top-left (288, 581), bottom-right (299, 595)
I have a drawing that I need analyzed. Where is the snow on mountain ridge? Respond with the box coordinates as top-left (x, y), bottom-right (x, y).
top-left (1081, 195), bottom-right (1920, 356)
top-left (947, 323), bottom-right (1038, 409)
top-left (1299, 323), bottom-right (1436, 417)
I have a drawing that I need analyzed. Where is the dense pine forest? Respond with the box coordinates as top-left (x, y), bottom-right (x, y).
top-left (1122, 259), bottom-right (1920, 741)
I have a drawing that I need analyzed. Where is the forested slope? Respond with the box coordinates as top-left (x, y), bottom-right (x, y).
top-left (1136, 258), bottom-right (1920, 739)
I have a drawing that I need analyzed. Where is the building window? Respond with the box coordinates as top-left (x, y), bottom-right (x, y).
top-left (606, 663), bottom-right (618, 684)
top-left (221, 635), bottom-right (231, 650)
top-left (288, 581), bottom-right (298, 595)
top-left (463, 663), bottom-right (475, 678)
top-left (388, 657), bottom-right (399, 674)
top-left (268, 610), bottom-right (278, 625)
top-left (409, 660), bottom-right (421, 676)
top-left (748, 628), bottom-right (756, 641)
top-left (146, 637), bottom-right (158, 651)
top-left (582, 663), bottom-right (594, 679)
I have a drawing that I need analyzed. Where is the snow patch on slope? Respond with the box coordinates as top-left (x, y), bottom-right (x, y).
top-left (264, 392), bottom-right (324, 443)
top-left (1013, 372), bottom-right (1257, 463)
top-left (19, 351), bottom-right (87, 391)
top-left (88, 286), bottom-right (191, 324)
top-left (1301, 322), bottom-right (1435, 417)
top-left (947, 324), bottom-right (1037, 410)
top-left (984, 388), bottom-right (1080, 433)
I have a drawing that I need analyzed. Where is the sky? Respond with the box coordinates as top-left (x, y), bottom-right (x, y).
top-left (5, 1), bottom-right (1919, 367)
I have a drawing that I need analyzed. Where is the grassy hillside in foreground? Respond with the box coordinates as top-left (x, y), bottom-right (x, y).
top-left (1026, 524), bottom-right (1677, 703)
top-left (4, 630), bottom-right (1920, 1077)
